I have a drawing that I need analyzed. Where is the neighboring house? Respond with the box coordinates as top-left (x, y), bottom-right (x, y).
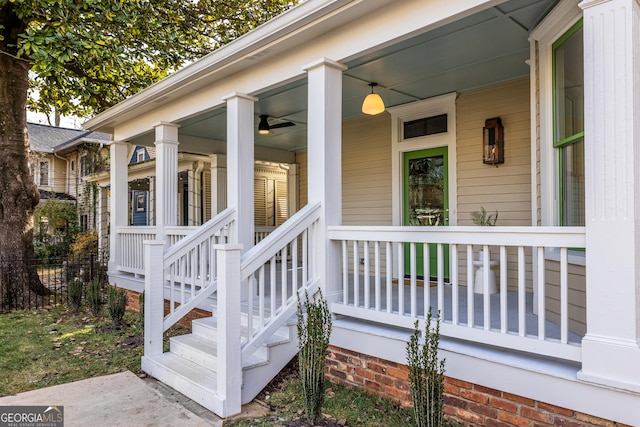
top-left (84, 0), bottom-right (640, 424)
top-left (28, 123), bottom-right (111, 242)
top-left (88, 145), bottom-right (295, 251)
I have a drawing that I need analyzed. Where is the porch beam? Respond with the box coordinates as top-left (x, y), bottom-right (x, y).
top-left (304, 58), bottom-right (347, 302)
top-left (224, 93), bottom-right (256, 249)
top-left (579, 0), bottom-right (640, 393)
top-left (154, 122), bottom-right (180, 242)
top-left (108, 141), bottom-right (129, 272)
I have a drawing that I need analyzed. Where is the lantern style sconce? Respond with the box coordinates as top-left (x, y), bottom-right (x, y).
top-left (483, 117), bottom-right (504, 166)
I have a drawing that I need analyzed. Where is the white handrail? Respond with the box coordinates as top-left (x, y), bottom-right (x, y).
top-left (239, 202), bottom-right (321, 361)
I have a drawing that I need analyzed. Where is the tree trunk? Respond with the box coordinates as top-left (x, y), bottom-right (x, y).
top-left (0, 20), bottom-right (50, 309)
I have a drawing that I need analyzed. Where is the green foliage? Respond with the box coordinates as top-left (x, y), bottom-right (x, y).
top-left (1, 0), bottom-right (299, 119)
top-left (34, 198), bottom-right (80, 257)
top-left (67, 278), bottom-right (83, 312)
top-left (297, 290), bottom-right (332, 424)
top-left (470, 206), bottom-right (498, 226)
top-left (107, 286), bottom-right (127, 325)
top-left (138, 292), bottom-right (144, 327)
top-left (406, 311), bottom-right (446, 427)
top-left (87, 279), bottom-right (102, 317)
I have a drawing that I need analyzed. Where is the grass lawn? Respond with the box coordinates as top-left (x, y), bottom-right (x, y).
top-left (0, 306), bottom-right (187, 396)
top-left (0, 307), bottom-right (459, 426)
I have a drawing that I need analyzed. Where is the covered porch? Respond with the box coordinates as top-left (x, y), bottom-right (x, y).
top-left (84, 0), bottom-right (640, 423)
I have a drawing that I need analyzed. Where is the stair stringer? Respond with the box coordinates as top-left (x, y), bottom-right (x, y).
top-left (240, 321), bottom-right (299, 405)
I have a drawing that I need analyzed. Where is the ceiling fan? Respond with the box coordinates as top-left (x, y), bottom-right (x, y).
top-left (258, 115), bottom-right (295, 135)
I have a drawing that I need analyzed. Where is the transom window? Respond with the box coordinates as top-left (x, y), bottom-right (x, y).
top-left (402, 114), bottom-right (448, 140)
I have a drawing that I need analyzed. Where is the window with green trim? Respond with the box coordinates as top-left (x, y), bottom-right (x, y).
top-left (553, 21), bottom-right (584, 226)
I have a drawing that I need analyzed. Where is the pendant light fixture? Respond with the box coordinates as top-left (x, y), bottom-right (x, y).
top-left (361, 82), bottom-right (385, 115)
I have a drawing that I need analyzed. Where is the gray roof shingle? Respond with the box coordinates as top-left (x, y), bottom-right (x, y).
top-left (28, 122), bottom-right (111, 153)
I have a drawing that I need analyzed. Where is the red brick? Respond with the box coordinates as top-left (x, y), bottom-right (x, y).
top-left (328, 368), bottom-right (347, 381)
top-left (475, 384), bottom-right (503, 397)
top-left (454, 408), bottom-right (486, 425)
top-left (385, 384), bottom-right (411, 404)
top-left (521, 407), bottom-right (555, 424)
top-left (367, 361), bottom-right (387, 374)
top-left (492, 397), bottom-right (518, 413)
top-left (447, 377), bottom-right (473, 389)
top-left (486, 419), bottom-right (514, 427)
top-left (503, 392), bottom-right (536, 407)
top-left (355, 366), bottom-right (375, 380)
top-left (575, 412), bottom-right (614, 427)
top-left (444, 395), bottom-right (469, 410)
top-left (328, 345), bottom-right (358, 358)
top-left (387, 365), bottom-right (409, 381)
top-left (538, 402), bottom-right (573, 417)
top-left (468, 402), bottom-right (498, 419)
top-left (364, 379), bottom-right (382, 391)
top-left (374, 373), bottom-right (395, 387)
top-left (460, 389), bottom-right (490, 405)
top-left (498, 411), bottom-right (531, 427)
top-left (444, 382), bottom-right (460, 396)
top-left (554, 419), bottom-right (583, 427)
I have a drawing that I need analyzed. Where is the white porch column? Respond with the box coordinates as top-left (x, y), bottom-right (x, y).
top-left (108, 141), bottom-right (129, 272)
top-left (149, 176), bottom-right (156, 226)
top-left (210, 154), bottom-right (227, 216)
top-left (97, 185), bottom-right (109, 252)
top-left (287, 163), bottom-right (299, 216)
top-left (303, 58), bottom-right (347, 303)
top-left (578, 0), bottom-right (640, 392)
top-left (223, 93), bottom-right (256, 249)
top-left (188, 161), bottom-right (204, 225)
top-left (154, 122), bottom-right (180, 242)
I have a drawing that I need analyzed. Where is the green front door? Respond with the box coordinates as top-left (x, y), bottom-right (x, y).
top-left (403, 147), bottom-right (449, 280)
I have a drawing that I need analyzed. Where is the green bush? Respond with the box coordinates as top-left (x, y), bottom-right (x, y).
top-left (297, 290), bottom-right (332, 424)
top-left (107, 286), bottom-right (127, 325)
top-left (87, 280), bottom-right (102, 317)
top-left (406, 310), bottom-right (446, 427)
top-left (138, 292), bottom-right (145, 326)
top-left (68, 278), bottom-right (83, 312)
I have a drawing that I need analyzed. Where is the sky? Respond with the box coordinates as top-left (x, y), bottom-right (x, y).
top-left (27, 110), bottom-right (84, 130)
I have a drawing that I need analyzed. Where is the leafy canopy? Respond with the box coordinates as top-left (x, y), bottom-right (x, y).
top-left (0, 0), bottom-right (297, 118)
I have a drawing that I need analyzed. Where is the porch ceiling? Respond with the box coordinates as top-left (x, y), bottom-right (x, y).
top-left (139, 0), bottom-right (558, 154)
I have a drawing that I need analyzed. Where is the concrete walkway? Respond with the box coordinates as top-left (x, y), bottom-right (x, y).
top-left (0, 371), bottom-right (225, 427)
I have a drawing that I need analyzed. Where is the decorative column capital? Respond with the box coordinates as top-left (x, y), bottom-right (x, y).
top-left (154, 122), bottom-right (180, 143)
top-left (302, 58), bottom-right (348, 73)
top-left (222, 92), bottom-right (258, 103)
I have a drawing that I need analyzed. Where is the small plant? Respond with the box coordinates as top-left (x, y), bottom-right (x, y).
top-left (107, 286), bottom-right (127, 325)
top-left (471, 206), bottom-right (498, 226)
top-left (87, 279), bottom-right (102, 316)
top-left (68, 278), bottom-right (83, 312)
top-left (138, 292), bottom-right (145, 326)
top-left (406, 310), bottom-right (446, 427)
top-left (297, 290), bottom-right (332, 424)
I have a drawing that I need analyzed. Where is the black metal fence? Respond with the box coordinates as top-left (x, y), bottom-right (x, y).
top-left (0, 252), bottom-right (110, 312)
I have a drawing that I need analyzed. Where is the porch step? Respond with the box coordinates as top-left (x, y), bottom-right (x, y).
top-left (142, 352), bottom-right (224, 415)
top-left (169, 332), bottom-right (271, 370)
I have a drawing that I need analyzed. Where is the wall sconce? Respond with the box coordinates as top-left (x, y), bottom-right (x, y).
top-left (361, 82), bottom-right (385, 115)
top-left (483, 117), bottom-right (504, 166)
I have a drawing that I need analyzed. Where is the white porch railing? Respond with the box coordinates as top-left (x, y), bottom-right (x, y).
top-left (116, 226), bottom-right (156, 274)
top-left (239, 202), bottom-right (321, 362)
top-left (328, 226), bottom-right (586, 362)
top-left (116, 225), bottom-right (275, 277)
top-left (166, 226), bottom-right (198, 246)
top-left (161, 207), bottom-right (236, 331)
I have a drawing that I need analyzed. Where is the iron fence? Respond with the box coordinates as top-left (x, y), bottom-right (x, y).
top-left (0, 251), bottom-right (110, 312)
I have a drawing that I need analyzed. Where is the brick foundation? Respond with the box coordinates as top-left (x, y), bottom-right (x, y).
top-left (123, 288), bottom-right (211, 329)
top-left (325, 346), bottom-right (630, 427)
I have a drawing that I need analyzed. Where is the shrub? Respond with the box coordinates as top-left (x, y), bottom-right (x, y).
top-left (297, 290), bottom-right (332, 424)
top-left (68, 278), bottom-right (83, 312)
top-left (87, 280), bottom-right (102, 317)
top-left (107, 286), bottom-right (127, 325)
top-left (406, 310), bottom-right (446, 427)
top-left (138, 292), bottom-right (145, 326)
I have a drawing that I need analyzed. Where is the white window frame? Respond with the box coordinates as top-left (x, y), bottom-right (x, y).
top-left (530, 0), bottom-right (584, 265)
top-left (39, 160), bottom-right (50, 186)
top-left (136, 148), bottom-right (145, 163)
top-left (388, 92), bottom-right (458, 226)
